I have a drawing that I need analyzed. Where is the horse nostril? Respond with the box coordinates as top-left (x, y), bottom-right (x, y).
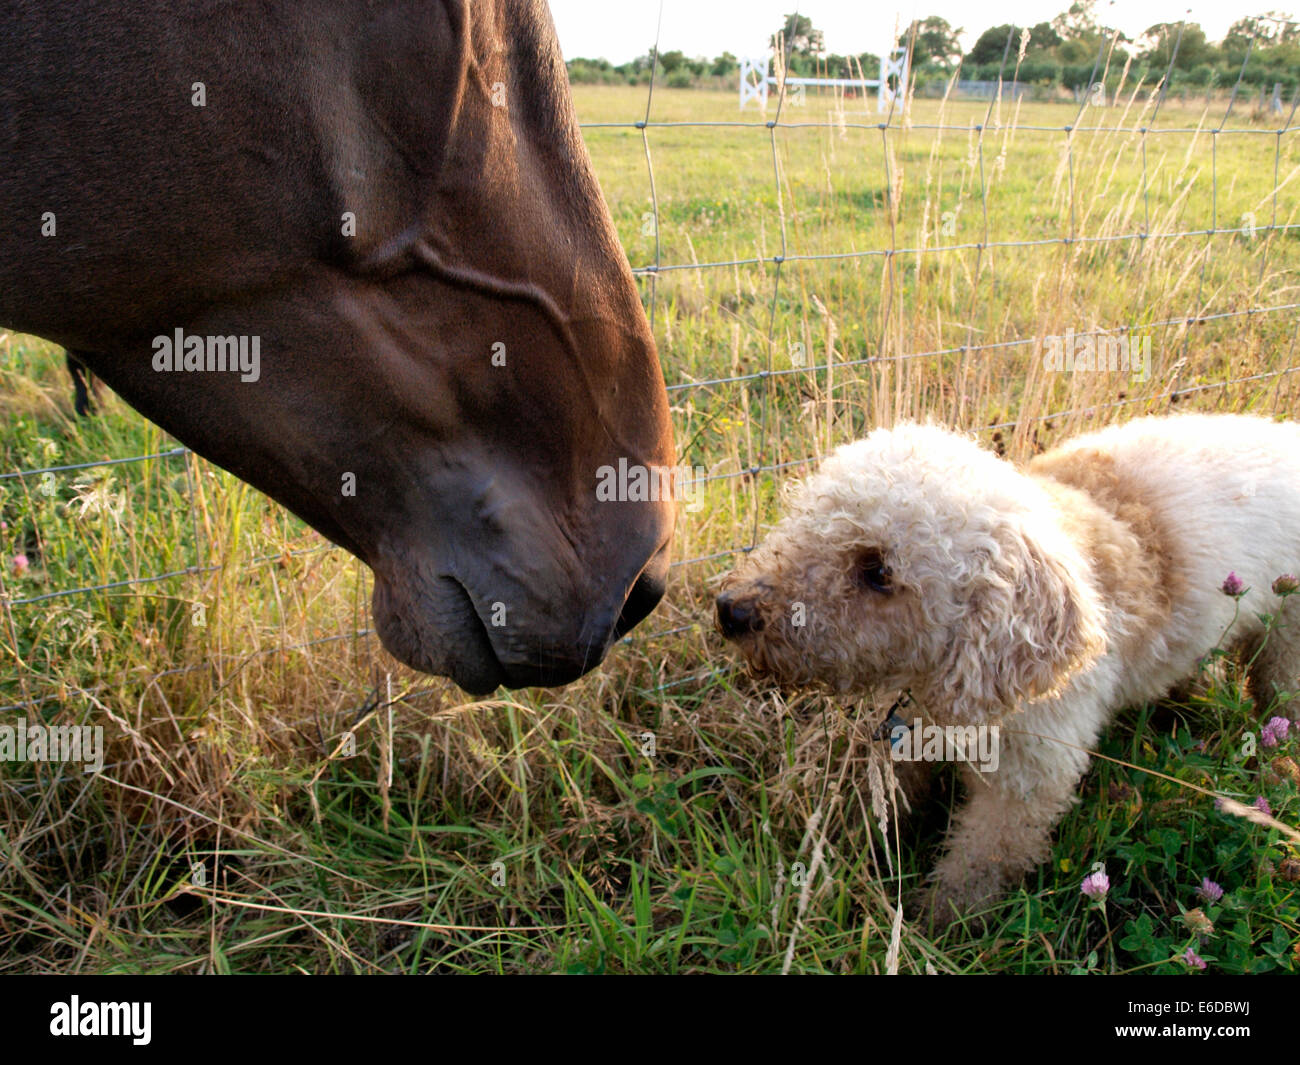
top-left (614, 564), bottom-right (667, 639)
top-left (716, 592), bottom-right (764, 638)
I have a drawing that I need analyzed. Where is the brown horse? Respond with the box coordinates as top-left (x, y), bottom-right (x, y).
top-left (0, 0), bottom-right (675, 694)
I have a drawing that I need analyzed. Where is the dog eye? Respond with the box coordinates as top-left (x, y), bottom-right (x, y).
top-left (854, 548), bottom-right (893, 594)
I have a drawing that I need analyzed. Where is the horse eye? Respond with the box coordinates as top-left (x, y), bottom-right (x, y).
top-left (854, 548), bottom-right (893, 594)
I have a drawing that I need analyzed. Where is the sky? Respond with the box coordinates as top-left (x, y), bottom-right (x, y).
top-left (547, 1), bottom-right (1273, 64)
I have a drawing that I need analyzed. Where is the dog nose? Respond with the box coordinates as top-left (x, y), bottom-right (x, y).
top-left (716, 591), bottom-right (764, 638)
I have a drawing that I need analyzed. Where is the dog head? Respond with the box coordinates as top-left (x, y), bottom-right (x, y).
top-left (716, 423), bottom-right (1106, 719)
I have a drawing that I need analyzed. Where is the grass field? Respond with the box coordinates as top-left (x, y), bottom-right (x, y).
top-left (2, 82), bottom-right (1299, 974)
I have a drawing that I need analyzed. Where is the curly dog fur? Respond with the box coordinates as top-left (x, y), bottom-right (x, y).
top-left (716, 414), bottom-right (1300, 924)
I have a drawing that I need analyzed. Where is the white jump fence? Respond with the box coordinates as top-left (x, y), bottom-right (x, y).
top-left (740, 47), bottom-right (910, 111)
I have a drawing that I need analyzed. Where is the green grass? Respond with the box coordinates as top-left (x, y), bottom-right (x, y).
top-left (1, 84), bottom-right (1298, 974)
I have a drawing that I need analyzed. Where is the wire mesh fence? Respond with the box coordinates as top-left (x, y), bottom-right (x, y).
top-left (3, 12), bottom-right (1300, 748)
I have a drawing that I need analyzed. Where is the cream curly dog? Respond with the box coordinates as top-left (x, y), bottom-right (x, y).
top-left (716, 414), bottom-right (1300, 924)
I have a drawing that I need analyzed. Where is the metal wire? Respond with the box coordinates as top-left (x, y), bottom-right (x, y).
top-left (4, 13), bottom-right (1299, 717)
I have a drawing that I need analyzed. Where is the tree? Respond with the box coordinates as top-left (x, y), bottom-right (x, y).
top-left (658, 49), bottom-right (687, 74)
top-left (1027, 22), bottom-right (1063, 52)
top-left (1052, 1), bottom-right (1100, 41)
top-left (1048, 2), bottom-right (1134, 65)
top-left (1138, 22), bottom-right (1211, 72)
top-left (1224, 14), bottom-right (1300, 52)
top-left (967, 25), bottom-right (1021, 66)
top-left (825, 51), bottom-right (881, 77)
top-left (710, 51), bottom-right (739, 77)
top-left (771, 13), bottom-right (824, 58)
top-left (903, 16), bottom-right (964, 69)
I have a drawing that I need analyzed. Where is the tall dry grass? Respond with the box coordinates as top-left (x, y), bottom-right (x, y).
top-left (1, 78), bottom-right (1297, 972)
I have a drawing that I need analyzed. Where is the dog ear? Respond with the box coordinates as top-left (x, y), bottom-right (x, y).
top-left (930, 512), bottom-right (1105, 722)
